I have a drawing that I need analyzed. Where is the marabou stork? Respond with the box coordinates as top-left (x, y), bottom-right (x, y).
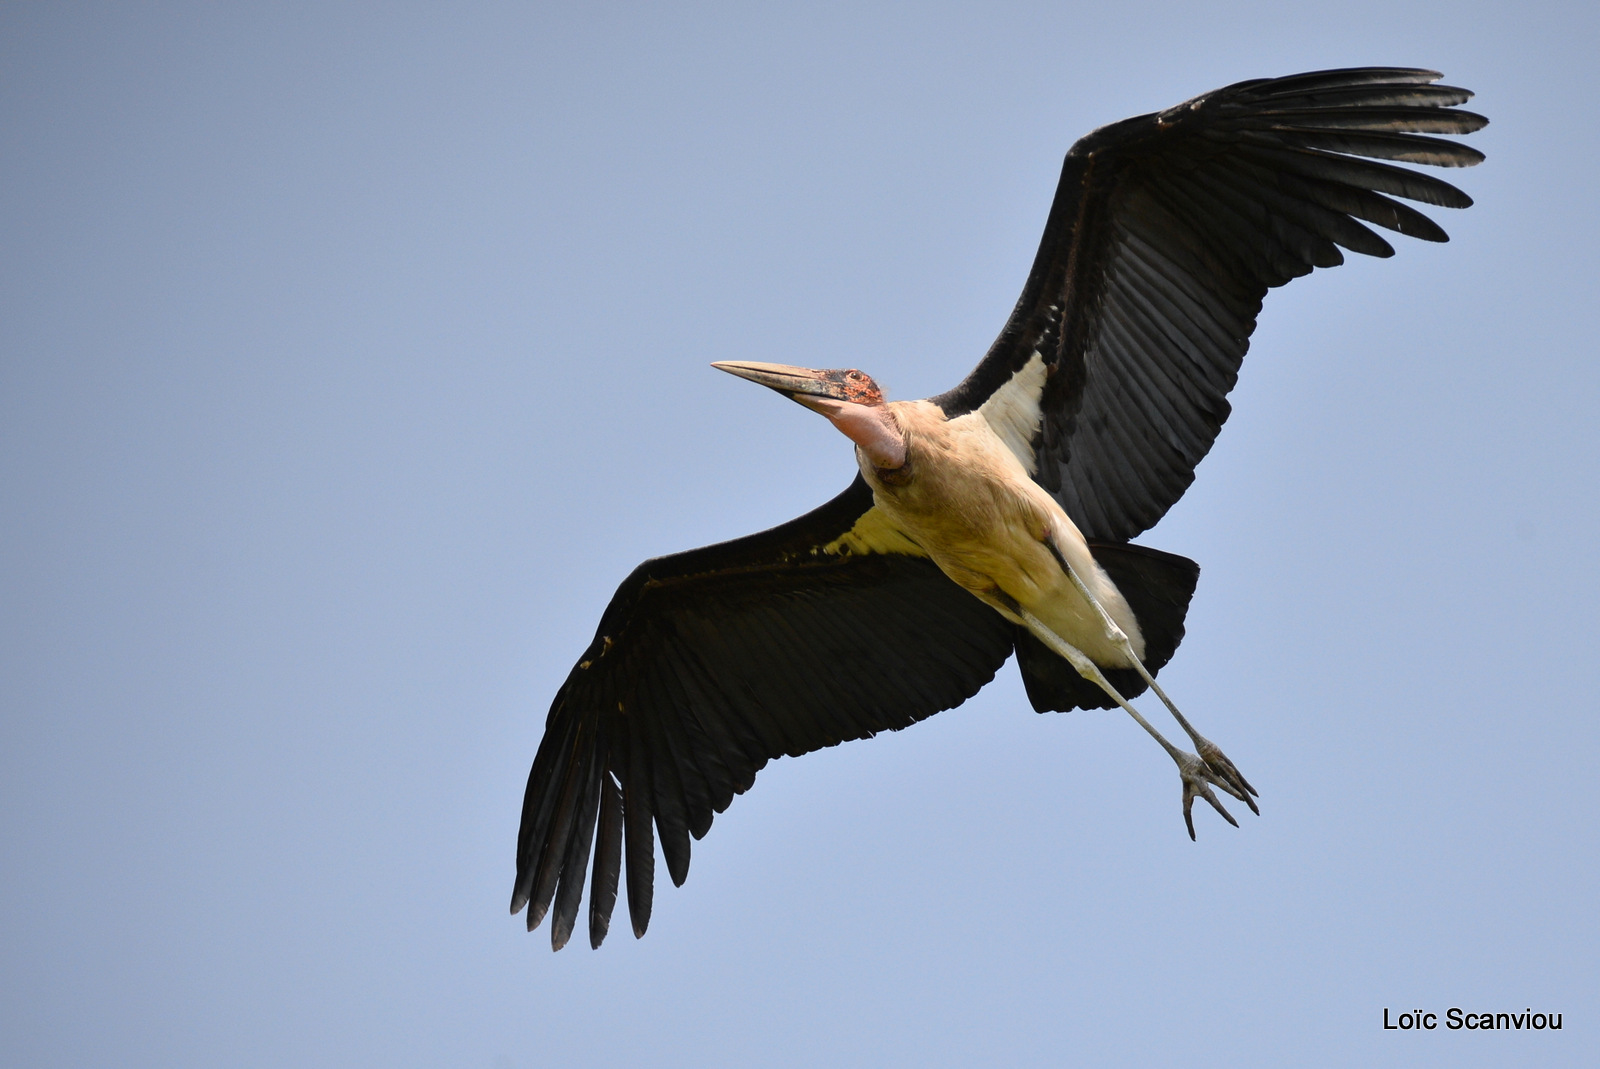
top-left (513, 68), bottom-right (1485, 949)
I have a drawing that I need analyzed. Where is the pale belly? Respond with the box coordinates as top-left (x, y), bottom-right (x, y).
top-left (866, 463), bottom-right (1144, 669)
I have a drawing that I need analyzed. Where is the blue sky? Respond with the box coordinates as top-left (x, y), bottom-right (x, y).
top-left (3, 3), bottom-right (1596, 1066)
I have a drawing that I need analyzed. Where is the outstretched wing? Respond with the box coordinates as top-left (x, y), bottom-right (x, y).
top-left (936, 67), bottom-right (1486, 541)
top-left (511, 476), bottom-right (1014, 949)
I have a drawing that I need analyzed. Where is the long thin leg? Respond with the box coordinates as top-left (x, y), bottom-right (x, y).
top-left (1044, 537), bottom-right (1258, 812)
top-left (1017, 607), bottom-right (1240, 840)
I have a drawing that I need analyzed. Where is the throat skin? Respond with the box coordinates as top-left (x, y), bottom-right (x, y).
top-left (856, 399), bottom-right (1146, 667)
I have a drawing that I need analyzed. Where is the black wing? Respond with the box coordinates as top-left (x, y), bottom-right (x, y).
top-left (511, 476), bottom-right (1014, 949)
top-left (935, 67), bottom-right (1486, 541)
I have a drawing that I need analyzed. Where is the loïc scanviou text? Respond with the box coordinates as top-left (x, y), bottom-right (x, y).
top-left (1383, 1008), bottom-right (1562, 1031)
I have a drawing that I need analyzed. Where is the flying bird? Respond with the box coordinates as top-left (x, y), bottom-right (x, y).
top-left (513, 67), bottom-right (1485, 950)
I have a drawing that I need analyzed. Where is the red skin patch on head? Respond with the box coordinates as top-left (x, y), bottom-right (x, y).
top-left (838, 370), bottom-right (884, 406)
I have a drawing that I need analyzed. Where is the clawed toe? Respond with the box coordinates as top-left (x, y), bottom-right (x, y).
top-left (1194, 736), bottom-right (1259, 816)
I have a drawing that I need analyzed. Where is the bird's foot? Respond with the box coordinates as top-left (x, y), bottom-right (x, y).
top-left (1192, 735), bottom-right (1258, 816)
top-left (1177, 750), bottom-right (1249, 841)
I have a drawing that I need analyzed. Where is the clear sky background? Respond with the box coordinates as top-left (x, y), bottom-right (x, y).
top-left (3, 3), bottom-right (1596, 1067)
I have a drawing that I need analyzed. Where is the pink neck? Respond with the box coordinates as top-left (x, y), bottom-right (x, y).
top-left (797, 396), bottom-right (907, 470)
